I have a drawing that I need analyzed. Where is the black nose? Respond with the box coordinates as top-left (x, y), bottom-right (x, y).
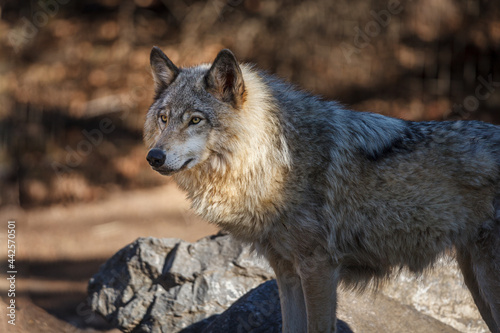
top-left (147, 148), bottom-right (166, 168)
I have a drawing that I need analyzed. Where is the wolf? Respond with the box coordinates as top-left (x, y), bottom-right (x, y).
top-left (144, 46), bottom-right (500, 333)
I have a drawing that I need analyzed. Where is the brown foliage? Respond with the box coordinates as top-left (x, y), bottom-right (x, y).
top-left (1, 0), bottom-right (499, 207)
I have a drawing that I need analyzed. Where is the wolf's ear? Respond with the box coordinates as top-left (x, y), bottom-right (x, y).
top-left (204, 49), bottom-right (245, 108)
top-left (150, 46), bottom-right (179, 94)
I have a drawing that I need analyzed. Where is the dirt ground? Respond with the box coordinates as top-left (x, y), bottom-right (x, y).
top-left (0, 183), bottom-right (218, 331)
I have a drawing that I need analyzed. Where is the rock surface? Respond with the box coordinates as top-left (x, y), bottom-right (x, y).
top-left (88, 234), bottom-right (487, 333)
top-left (381, 258), bottom-right (488, 333)
top-left (181, 280), bottom-right (353, 333)
top-left (88, 234), bottom-right (274, 332)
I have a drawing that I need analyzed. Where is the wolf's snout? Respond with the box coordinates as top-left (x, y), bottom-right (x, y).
top-left (147, 148), bottom-right (166, 168)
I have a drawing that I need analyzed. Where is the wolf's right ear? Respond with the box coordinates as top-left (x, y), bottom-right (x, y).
top-left (150, 46), bottom-right (179, 94)
top-left (204, 49), bottom-right (245, 108)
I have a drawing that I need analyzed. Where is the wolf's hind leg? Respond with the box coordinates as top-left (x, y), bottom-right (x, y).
top-left (473, 218), bottom-right (500, 332)
top-left (456, 247), bottom-right (500, 333)
top-left (458, 211), bottom-right (500, 333)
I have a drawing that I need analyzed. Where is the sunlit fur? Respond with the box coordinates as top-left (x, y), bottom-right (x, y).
top-left (174, 66), bottom-right (291, 239)
top-left (145, 48), bottom-right (500, 333)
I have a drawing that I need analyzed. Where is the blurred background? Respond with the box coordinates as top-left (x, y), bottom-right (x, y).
top-left (0, 0), bottom-right (499, 331)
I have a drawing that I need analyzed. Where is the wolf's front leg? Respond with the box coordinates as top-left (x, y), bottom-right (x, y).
top-left (269, 256), bottom-right (308, 333)
top-left (298, 252), bottom-right (339, 333)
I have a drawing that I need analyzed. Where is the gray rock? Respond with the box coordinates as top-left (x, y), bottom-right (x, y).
top-left (181, 280), bottom-right (353, 333)
top-left (88, 234), bottom-right (274, 333)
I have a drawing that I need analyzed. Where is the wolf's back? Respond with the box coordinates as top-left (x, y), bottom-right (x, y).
top-left (424, 120), bottom-right (500, 179)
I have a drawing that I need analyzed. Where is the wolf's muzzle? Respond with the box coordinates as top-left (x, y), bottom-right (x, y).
top-left (147, 148), bottom-right (166, 168)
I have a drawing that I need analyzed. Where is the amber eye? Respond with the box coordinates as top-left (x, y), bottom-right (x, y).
top-left (160, 115), bottom-right (168, 123)
top-left (190, 117), bottom-right (201, 125)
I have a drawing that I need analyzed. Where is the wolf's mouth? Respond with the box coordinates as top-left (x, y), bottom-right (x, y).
top-left (180, 158), bottom-right (194, 170)
top-left (153, 158), bottom-right (194, 176)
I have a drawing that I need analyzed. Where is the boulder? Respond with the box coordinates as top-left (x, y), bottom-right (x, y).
top-left (182, 280), bottom-right (352, 333)
top-left (88, 234), bottom-right (274, 332)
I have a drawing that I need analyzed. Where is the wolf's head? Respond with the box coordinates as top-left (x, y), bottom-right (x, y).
top-left (144, 47), bottom-right (245, 176)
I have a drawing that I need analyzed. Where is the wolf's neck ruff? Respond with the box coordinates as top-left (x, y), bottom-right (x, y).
top-left (173, 66), bottom-right (291, 240)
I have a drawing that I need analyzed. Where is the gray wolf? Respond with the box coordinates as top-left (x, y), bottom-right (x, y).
top-left (144, 46), bottom-right (500, 333)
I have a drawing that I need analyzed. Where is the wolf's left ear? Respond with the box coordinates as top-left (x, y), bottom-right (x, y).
top-left (204, 49), bottom-right (245, 108)
top-left (150, 46), bottom-right (179, 95)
